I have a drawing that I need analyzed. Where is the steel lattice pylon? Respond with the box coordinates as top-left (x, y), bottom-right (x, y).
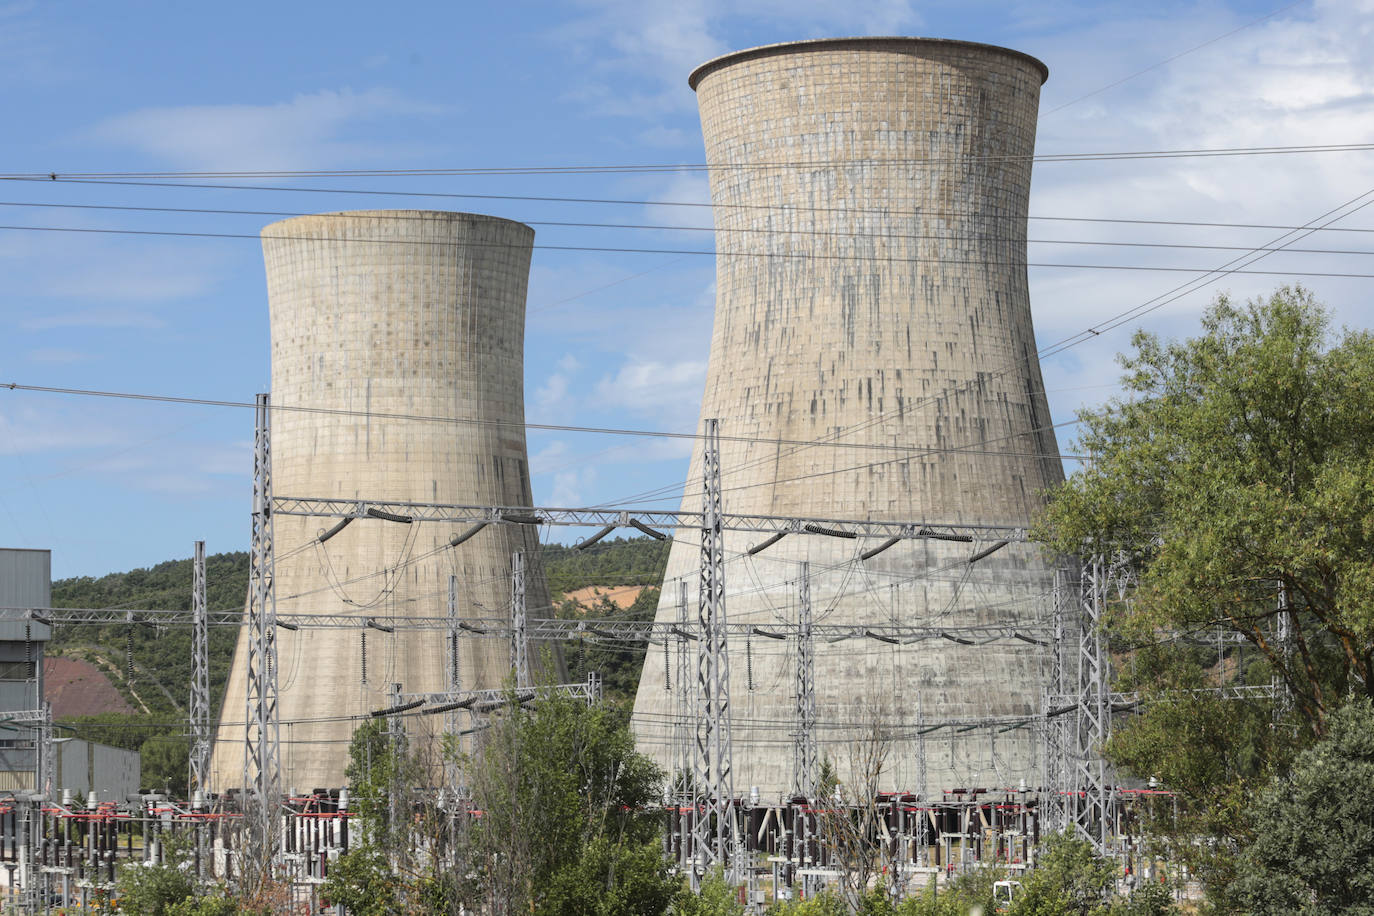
top-left (693, 419), bottom-right (736, 878)
top-left (1069, 558), bottom-right (1112, 851)
top-left (1041, 566), bottom-right (1072, 835)
top-left (243, 393), bottom-right (282, 852)
top-left (793, 563), bottom-right (817, 798)
top-left (511, 551), bottom-right (530, 689)
top-left (189, 540), bottom-right (211, 796)
top-left (39, 702), bottom-right (53, 798)
top-left (445, 574), bottom-right (463, 787)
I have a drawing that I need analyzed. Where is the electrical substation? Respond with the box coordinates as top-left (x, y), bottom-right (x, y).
top-left (0, 35), bottom-right (1287, 911)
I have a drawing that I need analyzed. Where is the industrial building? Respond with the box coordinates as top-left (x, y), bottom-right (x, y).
top-left (210, 211), bottom-right (553, 790)
top-left (0, 548), bottom-right (139, 801)
top-left (631, 38), bottom-right (1064, 800)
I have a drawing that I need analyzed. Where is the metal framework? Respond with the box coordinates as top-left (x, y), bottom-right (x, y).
top-left (672, 580), bottom-right (694, 804)
top-left (693, 419), bottom-right (735, 878)
top-left (243, 394), bottom-right (282, 850)
top-left (189, 540), bottom-right (211, 797)
top-left (39, 702), bottom-right (53, 798)
top-left (1068, 557), bottom-right (1111, 852)
top-left (444, 574), bottom-right (462, 787)
top-left (792, 563), bottom-right (817, 798)
top-left (397, 678), bottom-right (604, 712)
top-left (511, 552), bottom-right (530, 689)
top-left (0, 607), bottom-right (1050, 647)
top-left (1041, 566), bottom-right (1073, 836)
top-left (270, 496), bottom-right (1030, 544)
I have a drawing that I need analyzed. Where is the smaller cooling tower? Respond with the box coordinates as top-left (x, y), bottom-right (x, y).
top-left (211, 210), bottom-right (550, 790)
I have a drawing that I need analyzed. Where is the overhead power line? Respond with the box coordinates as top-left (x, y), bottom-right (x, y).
top-left (5, 140), bottom-right (1371, 180)
top-left (10, 178), bottom-right (1374, 235)
top-left (2, 223), bottom-right (1371, 278)
top-left (3, 200), bottom-right (1373, 256)
top-left (0, 381), bottom-right (1085, 460)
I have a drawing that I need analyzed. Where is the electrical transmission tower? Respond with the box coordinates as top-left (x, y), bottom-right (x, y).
top-left (692, 418), bottom-right (736, 878)
top-left (189, 540), bottom-right (211, 797)
top-left (511, 551), bottom-right (530, 689)
top-left (243, 393), bottom-right (282, 852)
top-left (793, 563), bottom-right (818, 798)
top-left (1061, 557), bottom-right (1113, 852)
top-left (445, 574), bottom-right (462, 787)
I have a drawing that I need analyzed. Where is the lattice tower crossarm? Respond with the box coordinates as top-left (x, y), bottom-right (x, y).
top-left (0, 607), bottom-right (1050, 648)
top-left (269, 497), bottom-right (1030, 543)
top-left (189, 540), bottom-right (211, 796)
top-left (693, 419), bottom-right (735, 878)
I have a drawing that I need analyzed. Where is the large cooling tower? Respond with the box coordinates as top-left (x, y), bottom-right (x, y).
top-left (631, 39), bottom-right (1064, 799)
top-left (211, 210), bottom-right (550, 790)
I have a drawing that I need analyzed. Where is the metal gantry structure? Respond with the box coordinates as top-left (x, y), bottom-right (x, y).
top-left (0, 400), bottom-right (1156, 889)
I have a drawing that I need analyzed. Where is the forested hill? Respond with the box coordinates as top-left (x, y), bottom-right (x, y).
top-left (48, 536), bottom-right (671, 715)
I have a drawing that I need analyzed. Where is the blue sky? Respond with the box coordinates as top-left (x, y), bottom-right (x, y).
top-left (2, 0), bottom-right (1372, 579)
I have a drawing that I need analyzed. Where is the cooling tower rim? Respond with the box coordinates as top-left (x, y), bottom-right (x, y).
top-left (259, 209), bottom-right (534, 240)
top-left (688, 36), bottom-right (1048, 90)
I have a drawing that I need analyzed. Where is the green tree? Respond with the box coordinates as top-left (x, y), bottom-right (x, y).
top-left (115, 858), bottom-right (195, 916)
top-left (1230, 698), bottom-right (1374, 914)
top-left (467, 692), bottom-right (677, 916)
top-left (1039, 287), bottom-right (1374, 726)
top-left (1036, 288), bottom-right (1374, 894)
top-left (320, 718), bottom-right (414, 913)
top-left (673, 868), bottom-right (744, 916)
top-left (1009, 833), bottom-right (1115, 916)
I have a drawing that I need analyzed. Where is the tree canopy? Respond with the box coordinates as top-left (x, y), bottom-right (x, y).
top-left (1231, 698), bottom-right (1374, 915)
top-left (466, 692), bottom-right (677, 916)
top-left (1039, 287), bottom-right (1374, 728)
top-left (1036, 287), bottom-right (1374, 904)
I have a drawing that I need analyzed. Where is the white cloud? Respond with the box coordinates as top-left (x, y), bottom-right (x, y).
top-left (89, 88), bottom-right (443, 171)
top-left (555, 0), bottom-right (924, 116)
top-left (529, 440), bottom-right (570, 475)
top-left (1021, 0), bottom-right (1374, 394)
top-left (594, 359), bottom-right (707, 418)
top-left (643, 173), bottom-right (715, 234)
top-left (534, 370), bottom-right (573, 415)
top-left (549, 467), bottom-right (598, 507)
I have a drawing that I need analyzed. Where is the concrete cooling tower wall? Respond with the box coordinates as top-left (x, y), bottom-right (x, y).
top-left (631, 39), bottom-right (1064, 800)
top-left (211, 210), bottom-right (551, 791)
